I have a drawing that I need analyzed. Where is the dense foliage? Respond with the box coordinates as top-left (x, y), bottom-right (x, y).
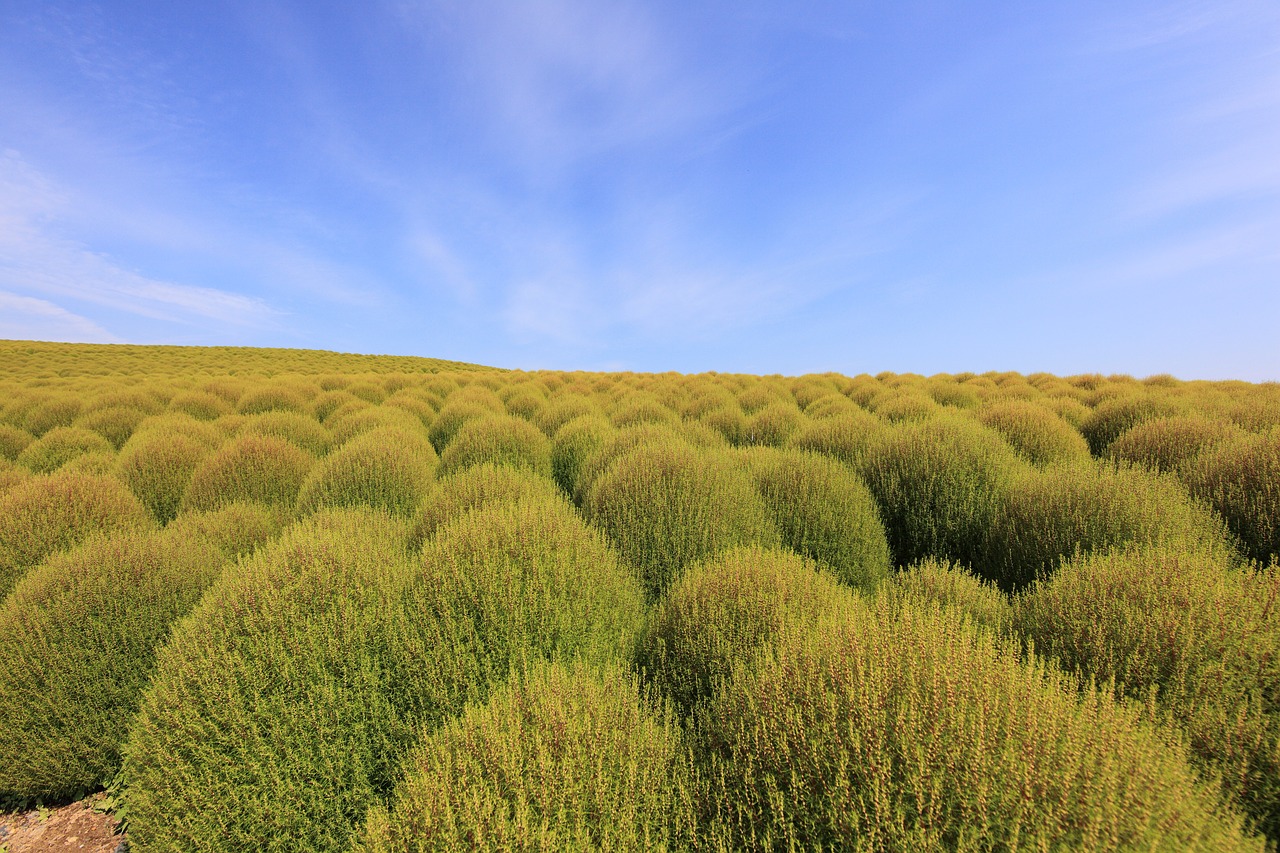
top-left (0, 340), bottom-right (1277, 849)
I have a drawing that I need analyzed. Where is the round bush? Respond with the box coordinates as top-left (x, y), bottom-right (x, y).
top-left (550, 414), bottom-right (613, 496)
top-left (737, 447), bottom-right (890, 593)
top-left (978, 400), bottom-right (1091, 466)
top-left (428, 395), bottom-right (505, 453)
top-left (235, 383), bottom-right (311, 415)
top-left (0, 459), bottom-right (27, 495)
top-left (360, 662), bottom-right (693, 852)
top-left (383, 393), bottom-right (436, 430)
top-left (314, 389), bottom-right (363, 422)
top-left (880, 557), bottom-right (1013, 634)
top-left (698, 596), bottom-right (1263, 852)
top-left (803, 393), bottom-right (861, 420)
top-left (858, 414), bottom-right (1027, 570)
top-left (115, 430), bottom-right (212, 524)
top-left (392, 496), bottom-right (645, 725)
top-left (1106, 414), bottom-right (1243, 474)
top-left (983, 461), bottom-right (1234, 589)
top-left (785, 409), bottom-right (886, 467)
top-left (533, 394), bottom-right (600, 436)
top-left (74, 405), bottom-right (146, 450)
top-left (1017, 546), bottom-right (1280, 839)
top-left (120, 509), bottom-right (418, 853)
top-left (238, 410), bottom-right (332, 456)
top-left (587, 442), bottom-right (779, 600)
top-left (871, 391), bottom-right (941, 422)
top-left (327, 406), bottom-right (423, 447)
top-left (1184, 429), bottom-right (1280, 564)
top-left (436, 414), bottom-right (552, 479)
top-left (571, 423), bottom-right (692, 505)
top-left (0, 530), bottom-right (223, 800)
top-left (411, 462), bottom-right (564, 548)
top-left (16, 426), bottom-right (114, 474)
top-left (130, 412), bottom-right (223, 449)
top-left (0, 424), bottom-right (34, 461)
top-left (168, 390), bottom-right (232, 420)
top-left (345, 380), bottom-right (387, 404)
top-left (297, 426), bottom-right (438, 519)
top-left (1080, 393), bottom-right (1185, 456)
top-left (0, 471), bottom-right (154, 597)
top-left (610, 395), bottom-right (678, 428)
top-left (23, 396), bottom-right (81, 436)
top-left (165, 501), bottom-right (281, 561)
top-left (639, 546), bottom-right (857, 717)
top-left (741, 401), bottom-right (802, 446)
top-left (181, 434), bottom-right (315, 518)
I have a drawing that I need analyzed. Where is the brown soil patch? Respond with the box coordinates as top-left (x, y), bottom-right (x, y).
top-left (0, 794), bottom-right (125, 853)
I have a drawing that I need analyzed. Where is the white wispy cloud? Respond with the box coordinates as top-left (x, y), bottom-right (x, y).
top-left (0, 291), bottom-right (121, 343)
top-left (0, 149), bottom-right (279, 332)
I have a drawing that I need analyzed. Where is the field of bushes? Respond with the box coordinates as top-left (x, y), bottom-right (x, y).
top-left (1, 338), bottom-right (1278, 851)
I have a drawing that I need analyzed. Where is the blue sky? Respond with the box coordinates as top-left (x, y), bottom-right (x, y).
top-left (2, 1), bottom-right (1278, 379)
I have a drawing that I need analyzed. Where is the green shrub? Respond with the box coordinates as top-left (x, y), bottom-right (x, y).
top-left (297, 426), bottom-right (438, 518)
top-left (235, 383), bottom-right (311, 415)
top-left (1183, 429), bottom-right (1280, 563)
top-left (345, 380), bottom-right (387, 404)
top-left (383, 392), bottom-right (436, 430)
top-left (168, 390), bottom-right (232, 420)
top-left (881, 557), bottom-right (1013, 634)
top-left (0, 460), bottom-right (27, 495)
top-left (0, 424), bottom-right (34, 461)
top-left (639, 546), bottom-right (857, 717)
top-left (978, 400), bottom-right (1091, 465)
top-left (611, 395), bottom-right (678, 428)
top-left (181, 434), bottom-right (314, 519)
top-left (587, 442), bottom-right (779, 600)
top-left (785, 409), bottom-right (886, 468)
top-left (74, 405), bottom-right (146, 450)
top-left (120, 509), bottom-right (418, 853)
top-left (1107, 414), bottom-right (1243, 473)
top-left (314, 389), bottom-right (363, 422)
top-left (858, 414), bottom-right (1026, 570)
top-left (327, 406), bottom-right (424, 447)
top-left (927, 378), bottom-right (982, 409)
top-left (698, 596), bottom-right (1263, 852)
top-left (15, 426), bottom-right (113, 474)
top-left (871, 391), bottom-right (941, 422)
top-left (699, 404), bottom-right (745, 445)
top-left (85, 388), bottom-right (164, 417)
top-left (571, 423), bottom-right (693, 505)
top-left (803, 393), bottom-right (861, 420)
top-left (392, 496), bottom-right (645, 725)
top-left (115, 429), bottom-right (215, 525)
top-left (238, 410), bottom-right (332, 456)
top-left (740, 401), bottom-right (802, 446)
top-left (1081, 393), bottom-right (1185, 455)
top-left (1017, 546), bottom-right (1280, 840)
top-left (737, 447), bottom-right (890, 593)
top-left (983, 461), bottom-right (1233, 589)
top-left (550, 414), bottom-right (613, 495)
top-left (130, 412), bottom-right (224, 449)
top-left (427, 401), bottom-right (498, 453)
top-left (533, 394), bottom-right (600, 436)
top-left (0, 471), bottom-right (154, 597)
top-left (436, 414), bottom-right (553, 479)
top-left (23, 396), bottom-right (81, 435)
top-left (0, 529), bottom-right (223, 800)
top-left (165, 502), bottom-right (281, 561)
top-left (411, 462), bottom-right (564, 548)
top-left (360, 662), bottom-right (694, 853)
top-left (736, 384), bottom-right (786, 415)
